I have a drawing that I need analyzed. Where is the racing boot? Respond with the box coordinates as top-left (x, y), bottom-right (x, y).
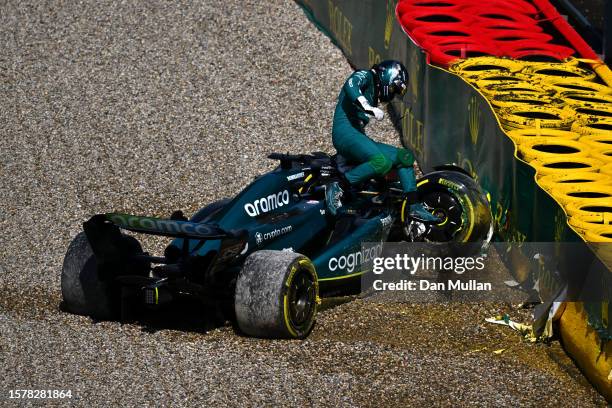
top-left (403, 191), bottom-right (439, 223)
top-left (325, 181), bottom-right (344, 216)
top-left (409, 202), bottom-right (440, 223)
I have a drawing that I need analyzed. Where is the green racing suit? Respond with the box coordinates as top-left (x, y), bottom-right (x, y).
top-left (332, 69), bottom-right (416, 194)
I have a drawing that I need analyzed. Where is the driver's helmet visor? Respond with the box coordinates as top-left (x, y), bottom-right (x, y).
top-left (393, 79), bottom-right (408, 97)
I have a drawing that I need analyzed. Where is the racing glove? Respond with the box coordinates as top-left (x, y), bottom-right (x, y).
top-left (357, 96), bottom-right (384, 121)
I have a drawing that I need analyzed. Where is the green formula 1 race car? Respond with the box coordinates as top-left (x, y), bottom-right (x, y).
top-left (61, 152), bottom-right (493, 338)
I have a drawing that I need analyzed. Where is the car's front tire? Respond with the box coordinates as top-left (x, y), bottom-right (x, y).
top-left (234, 250), bottom-right (318, 339)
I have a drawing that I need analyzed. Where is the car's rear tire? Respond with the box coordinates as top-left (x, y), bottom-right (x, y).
top-left (61, 232), bottom-right (118, 319)
top-left (234, 250), bottom-right (318, 339)
top-left (62, 232), bottom-right (145, 320)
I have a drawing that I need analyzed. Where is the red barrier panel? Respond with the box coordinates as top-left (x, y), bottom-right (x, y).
top-left (475, 20), bottom-right (544, 33)
top-left (462, 6), bottom-right (540, 27)
top-left (396, 0), bottom-right (600, 68)
top-left (399, 10), bottom-right (475, 30)
top-left (429, 41), bottom-right (502, 66)
top-left (411, 24), bottom-right (473, 46)
top-left (397, 0), bottom-right (467, 16)
top-left (398, 0), bottom-right (540, 16)
top-left (422, 35), bottom-right (498, 51)
top-left (473, 0), bottom-right (539, 16)
top-left (488, 30), bottom-right (553, 44)
top-left (502, 40), bottom-right (575, 60)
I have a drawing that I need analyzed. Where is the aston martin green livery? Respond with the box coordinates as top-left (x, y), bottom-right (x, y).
top-left (61, 151), bottom-right (492, 339)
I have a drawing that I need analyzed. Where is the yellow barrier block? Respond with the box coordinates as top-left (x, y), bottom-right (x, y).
top-left (531, 156), bottom-right (603, 176)
top-left (591, 148), bottom-right (612, 164)
top-left (602, 163), bottom-right (612, 176)
top-left (559, 302), bottom-right (612, 401)
top-left (566, 198), bottom-right (612, 218)
top-left (499, 105), bottom-right (572, 130)
top-left (572, 118), bottom-right (612, 136)
top-left (591, 147), bottom-right (612, 163)
top-left (591, 61), bottom-right (612, 88)
top-left (523, 63), bottom-right (597, 81)
top-left (537, 171), bottom-right (612, 192)
top-left (491, 93), bottom-right (553, 109)
top-left (542, 77), bottom-right (612, 96)
top-left (480, 81), bottom-right (550, 97)
top-left (517, 137), bottom-right (591, 162)
top-left (551, 184), bottom-right (612, 206)
top-left (568, 214), bottom-right (612, 235)
top-left (584, 225), bottom-right (612, 242)
top-left (564, 104), bottom-right (612, 121)
top-left (472, 73), bottom-right (530, 89)
top-left (563, 92), bottom-right (612, 108)
top-left (580, 135), bottom-right (612, 150)
top-left (507, 128), bottom-right (579, 144)
top-left (450, 56), bottom-right (524, 76)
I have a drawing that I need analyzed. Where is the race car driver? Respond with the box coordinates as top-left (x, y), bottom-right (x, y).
top-left (326, 59), bottom-right (438, 222)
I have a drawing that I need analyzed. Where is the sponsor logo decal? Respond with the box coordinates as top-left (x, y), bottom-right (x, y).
top-left (244, 190), bottom-right (290, 217)
top-left (287, 172), bottom-right (305, 181)
top-left (328, 243), bottom-right (383, 273)
top-left (438, 178), bottom-right (463, 191)
top-left (254, 225), bottom-right (293, 246)
top-left (108, 214), bottom-right (216, 237)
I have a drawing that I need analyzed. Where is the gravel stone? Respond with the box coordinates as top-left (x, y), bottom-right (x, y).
top-left (0, 0), bottom-right (607, 406)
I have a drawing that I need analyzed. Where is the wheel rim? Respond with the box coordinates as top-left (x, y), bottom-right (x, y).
top-left (288, 269), bottom-right (316, 326)
top-left (422, 191), bottom-right (464, 241)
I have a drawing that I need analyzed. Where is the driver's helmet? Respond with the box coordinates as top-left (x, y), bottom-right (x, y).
top-left (373, 60), bottom-right (409, 102)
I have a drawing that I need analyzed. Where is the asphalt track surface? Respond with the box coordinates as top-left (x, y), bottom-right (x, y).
top-left (0, 1), bottom-right (607, 406)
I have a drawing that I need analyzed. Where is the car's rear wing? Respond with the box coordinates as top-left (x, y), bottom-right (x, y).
top-left (82, 213), bottom-right (247, 267)
top-left (100, 213), bottom-right (244, 239)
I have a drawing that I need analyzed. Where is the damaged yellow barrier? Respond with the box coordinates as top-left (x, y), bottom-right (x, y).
top-left (558, 302), bottom-right (612, 402)
top-left (449, 55), bottom-right (612, 401)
